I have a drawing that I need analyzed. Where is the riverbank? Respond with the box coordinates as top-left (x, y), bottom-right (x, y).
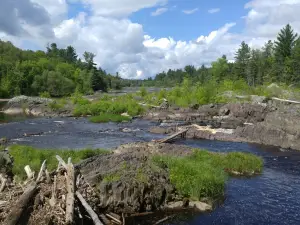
top-left (0, 142), bottom-right (262, 224)
top-left (145, 97), bottom-right (300, 151)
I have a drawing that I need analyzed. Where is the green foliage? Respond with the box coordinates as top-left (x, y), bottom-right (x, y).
top-left (89, 114), bottom-right (131, 123)
top-left (39, 91), bottom-right (51, 98)
top-left (139, 86), bottom-right (148, 97)
top-left (73, 97), bottom-right (145, 117)
top-left (152, 150), bottom-right (263, 200)
top-left (0, 41), bottom-right (128, 98)
top-left (8, 145), bottom-right (109, 179)
top-left (103, 173), bottom-right (121, 183)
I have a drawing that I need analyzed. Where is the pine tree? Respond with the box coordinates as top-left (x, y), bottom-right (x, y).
top-left (275, 24), bottom-right (298, 59)
top-left (234, 41), bottom-right (251, 80)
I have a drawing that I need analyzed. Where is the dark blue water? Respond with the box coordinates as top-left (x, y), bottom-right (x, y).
top-left (1, 118), bottom-right (300, 225)
top-left (172, 139), bottom-right (300, 225)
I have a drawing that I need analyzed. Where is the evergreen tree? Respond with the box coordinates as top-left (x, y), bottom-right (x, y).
top-left (234, 41), bottom-right (251, 80)
top-left (275, 24), bottom-right (298, 59)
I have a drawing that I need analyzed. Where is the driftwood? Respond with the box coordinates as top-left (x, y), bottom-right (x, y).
top-left (106, 213), bottom-right (122, 224)
top-left (154, 216), bottom-right (172, 225)
top-left (272, 97), bottom-right (300, 104)
top-left (76, 191), bottom-right (103, 225)
top-left (49, 175), bottom-right (57, 207)
top-left (4, 182), bottom-right (37, 225)
top-left (36, 160), bottom-right (46, 182)
top-left (56, 156), bottom-right (76, 224)
top-left (0, 174), bottom-right (7, 192)
top-left (24, 165), bottom-right (34, 180)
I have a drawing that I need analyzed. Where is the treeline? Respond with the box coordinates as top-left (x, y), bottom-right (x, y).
top-left (0, 42), bottom-right (131, 98)
top-left (145, 24), bottom-right (300, 87)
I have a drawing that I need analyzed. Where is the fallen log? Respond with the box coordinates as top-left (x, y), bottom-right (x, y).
top-left (76, 191), bottom-right (104, 225)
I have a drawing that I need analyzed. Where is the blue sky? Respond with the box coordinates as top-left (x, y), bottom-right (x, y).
top-left (131, 0), bottom-right (249, 40)
top-left (68, 0), bottom-right (249, 41)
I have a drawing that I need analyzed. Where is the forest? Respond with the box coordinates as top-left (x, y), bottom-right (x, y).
top-left (0, 24), bottom-right (299, 98)
top-left (144, 24), bottom-right (300, 87)
top-left (0, 41), bottom-right (139, 98)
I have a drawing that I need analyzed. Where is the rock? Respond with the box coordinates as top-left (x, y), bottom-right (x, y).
top-left (0, 137), bottom-right (8, 145)
top-left (189, 201), bottom-right (212, 211)
top-left (149, 127), bottom-right (175, 134)
top-left (77, 143), bottom-right (196, 214)
top-left (0, 151), bottom-right (13, 175)
top-left (250, 95), bottom-right (268, 104)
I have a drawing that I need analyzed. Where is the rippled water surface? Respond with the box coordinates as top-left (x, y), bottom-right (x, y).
top-left (1, 118), bottom-right (300, 225)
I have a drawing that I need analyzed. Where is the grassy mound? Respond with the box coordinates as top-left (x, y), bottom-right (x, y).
top-left (89, 113), bottom-right (131, 123)
top-left (8, 145), bottom-right (109, 179)
top-left (153, 149), bottom-right (263, 200)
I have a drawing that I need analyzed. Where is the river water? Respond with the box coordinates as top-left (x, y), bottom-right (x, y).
top-left (1, 117), bottom-right (300, 225)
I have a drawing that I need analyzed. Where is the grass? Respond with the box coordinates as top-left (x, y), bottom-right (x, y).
top-left (103, 173), bottom-right (121, 183)
top-left (89, 113), bottom-right (131, 123)
top-left (7, 145), bottom-right (110, 179)
top-left (73, 97), bottom-right (145, 117)
top-left (152, 149), bottom-right (263, 201)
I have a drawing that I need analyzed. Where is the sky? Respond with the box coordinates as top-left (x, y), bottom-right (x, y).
top-left (1, 0), bottom-right (300, 79)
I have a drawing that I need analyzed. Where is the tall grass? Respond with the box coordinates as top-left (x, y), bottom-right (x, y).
top-left (152, 149), bottom-right (263, 200)
top-left (8, 145), bottom-right (109, 179)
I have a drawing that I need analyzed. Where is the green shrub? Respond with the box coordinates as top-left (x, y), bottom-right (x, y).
top-left (8, 145), bottom-right (109, 179)
top-left (39, 91), bottom-right (51, 98)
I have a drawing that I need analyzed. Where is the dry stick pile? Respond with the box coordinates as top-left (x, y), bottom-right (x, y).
top-left (0, 156), bottom-right (127, 225)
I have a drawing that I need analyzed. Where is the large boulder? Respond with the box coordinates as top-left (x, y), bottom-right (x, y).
top-left (77, 143), bottom-right (194, 214)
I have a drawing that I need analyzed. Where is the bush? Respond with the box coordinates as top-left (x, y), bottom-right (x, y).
top-left (39, 91), bottom-right (51, 98)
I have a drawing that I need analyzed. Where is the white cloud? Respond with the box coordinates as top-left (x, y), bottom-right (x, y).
top-left (1, 0), bottom-right (300, 79)
top-left (82, 0), bottom-right (168, 17)
top-left (151, 7), bottom-right (168, 16)
top-left (208, 8), bottom-right (220, 14)
top-left (182, 8), bottom-right (199, 15)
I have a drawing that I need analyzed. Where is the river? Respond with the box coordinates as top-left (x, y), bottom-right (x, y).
top-left (1, 117), bottom-right (300, 225)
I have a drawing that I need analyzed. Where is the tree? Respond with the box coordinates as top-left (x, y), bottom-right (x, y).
top-left (246, 49), bottom-right (263, 86)
top-left (83, 52), bottom-right (96, 70)
top-left (211, 55), bottom-right (229, 82)
top-left (234, 41), bottom-right (251, 80)
top-left (275, 24), bottom-right (298, 60)
top-left (65, 46), bottom-right (78, 64)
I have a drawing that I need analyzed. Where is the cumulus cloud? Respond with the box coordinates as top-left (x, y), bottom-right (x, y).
top-left (0, 0), bottom-right (52, 37)
top-left (182, 8), bottom-right (199, 15)
top-left (1, 0), bottom-right (300, 79)
top-left (208, 8), bottom-right (220, 14)
top-left (151, 7), bottom-right (168, 16)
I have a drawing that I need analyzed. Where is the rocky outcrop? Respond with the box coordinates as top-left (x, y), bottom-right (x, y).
top-left (2, 95), bottom-right (72, 117)
top-left (77, 142), bottom-right (207, 214)
top-left (145, 100), bottom-right (300, 150)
